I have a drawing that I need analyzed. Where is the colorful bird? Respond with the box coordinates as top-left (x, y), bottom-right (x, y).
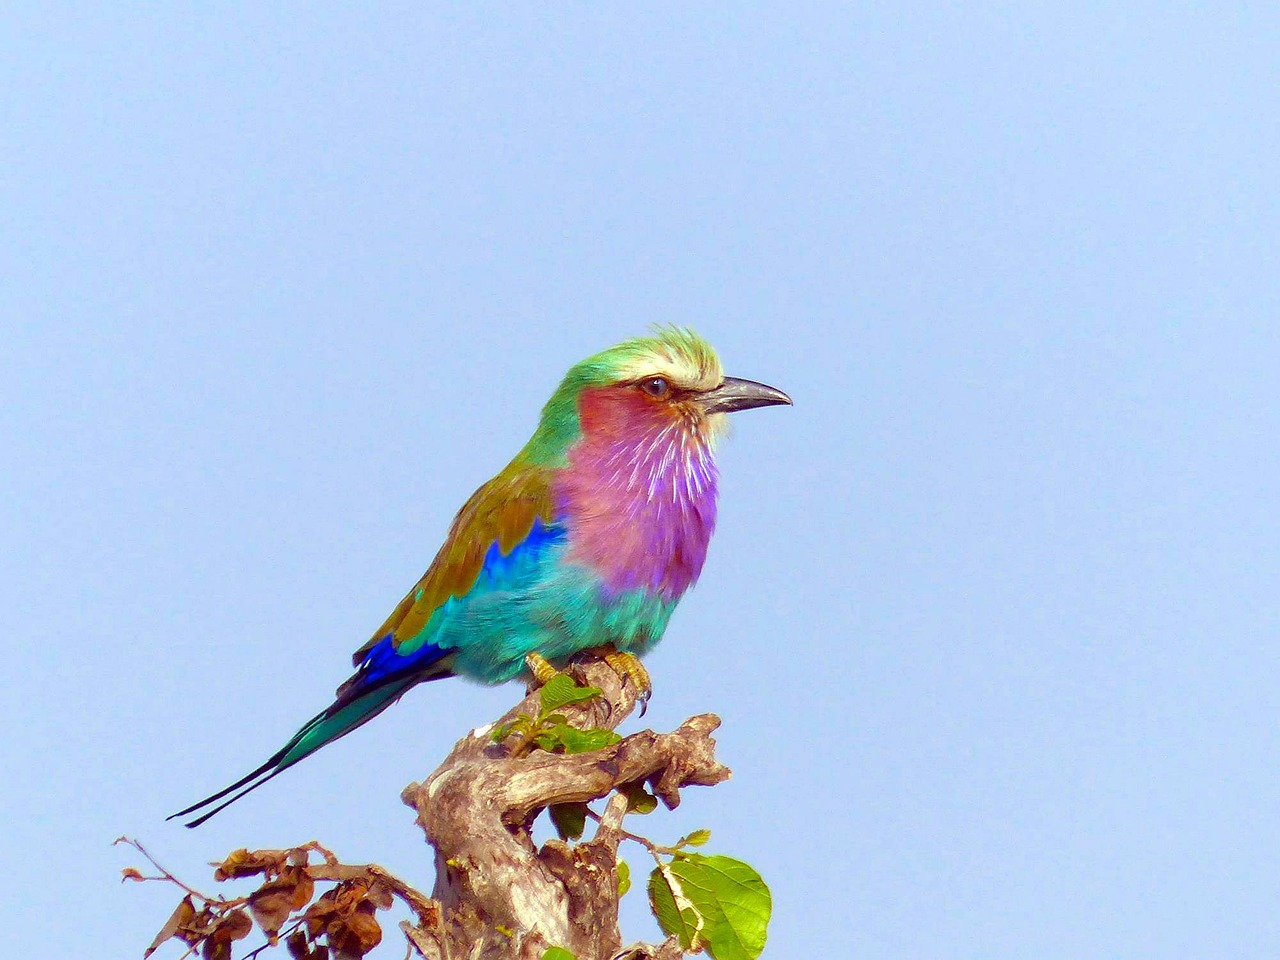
top-left (172, 328), bottom-right (790, 826)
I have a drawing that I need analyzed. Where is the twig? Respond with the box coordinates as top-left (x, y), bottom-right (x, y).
top-left (583, 806), bottom-right (681, 869)
top-left (115, 836), bottom-right (234, 906)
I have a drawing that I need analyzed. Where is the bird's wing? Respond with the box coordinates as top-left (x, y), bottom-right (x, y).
top-left (350, 464), bottom-right (559, 671)
top-left (170, 466), bottom-right (560, 828)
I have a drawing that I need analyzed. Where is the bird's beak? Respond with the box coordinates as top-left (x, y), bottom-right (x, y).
top-left (697, 376), bottom-right (793, 414)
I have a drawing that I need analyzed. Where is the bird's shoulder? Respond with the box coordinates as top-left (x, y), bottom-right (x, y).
top-left (352, 463), bottom-right (559, 664)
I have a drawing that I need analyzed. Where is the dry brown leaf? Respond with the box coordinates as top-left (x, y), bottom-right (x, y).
top-left (186, 905), bottom-right (223, 942)
top-left (121, 867), bottom-right (145, 883)
top-left (144, 895), bottom-right (195, 958)
top-left (287, 927), bottom-right (335, 960)
top-left (286, 928), bottom-right (311, 960)
top-left (285, 865), bottom-right (316, 909)
top-left (202, 934), bottom-right (231, 960)
top-left (214, 848), bottom-right (260, 881)
top-left (200, 911), bottom-right (249, 960)
top-left (249, 878), bottom-right (299, 942)
top-left (304, 887), bottom-right (341, 938)
top-left (212, 848), bottom-right (251, 880)
top-left (214, 847), bottom-right (288, 881)
top-left (215, 909), bottom-right (253, 943)
top-left (326, 908), bottom-right (382, 958)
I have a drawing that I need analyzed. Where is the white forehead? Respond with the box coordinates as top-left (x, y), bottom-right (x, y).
top-left (610, 330), bottom-right (724, 391)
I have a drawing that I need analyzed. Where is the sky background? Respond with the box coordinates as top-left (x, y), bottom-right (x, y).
top-left (3, 4), bottom-right (1279, 958)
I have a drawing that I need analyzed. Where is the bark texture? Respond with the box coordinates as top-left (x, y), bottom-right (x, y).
top-left (399, 657), bottom-right (730, 960)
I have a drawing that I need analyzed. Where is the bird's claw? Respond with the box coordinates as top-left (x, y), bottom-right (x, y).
top-left (523, 652), bottom-right (560, 687)
top-left (603, 651), bottom-right (652, 716)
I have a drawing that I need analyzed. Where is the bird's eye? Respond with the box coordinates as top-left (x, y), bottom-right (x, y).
top-left (638, 377), bottom-right (670, 398)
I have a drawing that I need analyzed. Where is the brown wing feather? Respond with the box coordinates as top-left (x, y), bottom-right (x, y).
top-left (351, 465), bottom-right (556, 666)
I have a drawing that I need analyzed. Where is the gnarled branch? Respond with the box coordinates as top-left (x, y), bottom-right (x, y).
top-left (130, 656), bottom-right (731, 960)
top-left (399, 657), bottom-right (730, 960)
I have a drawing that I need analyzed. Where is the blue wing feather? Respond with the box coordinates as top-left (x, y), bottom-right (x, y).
top-left (349, 517), bottom-right (566, 691)
top-left (171, 507), bottom-right (566, 827)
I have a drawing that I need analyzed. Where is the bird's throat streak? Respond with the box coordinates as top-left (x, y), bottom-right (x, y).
top-left (556, 392), bottom-right (719, 600)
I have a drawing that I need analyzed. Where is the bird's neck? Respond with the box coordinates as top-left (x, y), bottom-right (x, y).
top-left (554, 398), bottom-right (719, 600)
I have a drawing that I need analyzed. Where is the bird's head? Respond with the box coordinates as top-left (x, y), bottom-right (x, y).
top-left (525, 327), bottom-right (791, 465)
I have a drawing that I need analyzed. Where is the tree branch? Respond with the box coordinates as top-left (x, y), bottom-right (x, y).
top-left (129, 655), bottom-right (734, 960)
top-left (399, 657), bottom-right (730, 960)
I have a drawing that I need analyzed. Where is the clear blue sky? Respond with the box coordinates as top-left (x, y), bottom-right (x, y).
top-left (3, 5), bottom-right (1278, 958)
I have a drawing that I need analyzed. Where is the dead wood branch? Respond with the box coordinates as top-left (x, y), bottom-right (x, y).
top-left (399, 657), bottom-right (730, 960)
top-left (130, 656), bottom-right (731, 960)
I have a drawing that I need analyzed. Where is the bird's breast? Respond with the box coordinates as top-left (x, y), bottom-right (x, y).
top-left (555, 424), bottom-right (719, 600)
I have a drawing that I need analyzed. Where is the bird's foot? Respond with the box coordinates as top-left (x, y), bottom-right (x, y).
top-left (524, 652), bottom-right (560, 687)
top-left (603, 650), bottom-right (652, 716)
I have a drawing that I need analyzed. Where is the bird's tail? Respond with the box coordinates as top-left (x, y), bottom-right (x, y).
top-left (169, 660), bottom-right (450, 828)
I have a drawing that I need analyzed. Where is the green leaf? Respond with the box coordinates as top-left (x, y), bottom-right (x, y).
top-left (679, 829), bottom-right (712, 848)
top-left (547, 724), bottom-right (622, 754)
top-left (492, 715), bottom-right (533, 743)
top-left (539, 674), bottom-right (602, 714)
top-left (532, 732), bottom-right (559, 751)
top-left (648, 864), bottom-right (703, 951)
top-left (540, 948), bottom-right (576, 960)
top-left (549, 803), bottom-right (588, 841)
top-left (647, 855), bottom-right (771, 960)
top-left (619, 782), bottom-right (658, 814)
top-left (616, 859), bottom-right (631, 897)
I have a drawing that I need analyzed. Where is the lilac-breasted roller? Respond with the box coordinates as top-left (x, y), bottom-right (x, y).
top-left (172, 328), bottom-right (790, 826)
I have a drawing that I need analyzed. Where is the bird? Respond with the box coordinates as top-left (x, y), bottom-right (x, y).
top-left (171, 327), bottom-right (790, 827)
